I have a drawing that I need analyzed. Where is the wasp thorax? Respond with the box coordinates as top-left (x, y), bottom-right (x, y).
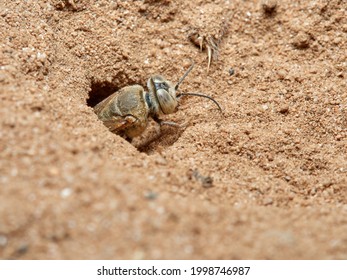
top-left (147, 75), bottom-right (178, 115)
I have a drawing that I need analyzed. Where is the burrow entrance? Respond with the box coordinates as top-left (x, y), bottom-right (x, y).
top-left (86, 80), bottom-right (120, 108)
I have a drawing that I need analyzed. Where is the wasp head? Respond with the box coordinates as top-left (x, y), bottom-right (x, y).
top-left (147, 63), bottom-right (194, 116)
top-left (147, 75), bottom-right (178, 115)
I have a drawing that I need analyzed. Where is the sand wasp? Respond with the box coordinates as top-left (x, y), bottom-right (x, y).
top-left (94, 63), bottom-right (222, 141)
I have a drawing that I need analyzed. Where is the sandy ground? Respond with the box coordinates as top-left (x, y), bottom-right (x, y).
top-left (0, 0), bottom-right (346, 259)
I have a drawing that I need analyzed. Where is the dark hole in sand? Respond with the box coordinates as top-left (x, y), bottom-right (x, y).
top-left (86, 80), bottom-right (120, 108)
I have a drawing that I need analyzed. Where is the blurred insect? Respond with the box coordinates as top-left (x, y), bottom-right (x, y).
top-left (188, 15), bottom-right (229, 72)
top-left (94, 63), bottom-right (222, 142)
top-left (189, 32), bottom-right (219, 72)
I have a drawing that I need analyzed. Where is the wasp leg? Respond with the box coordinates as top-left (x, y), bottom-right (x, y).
top-left (159, 121), bottom-right (181, 127)
top-left (161, 121), bottom-right (189, 129)
top-left (153, 116), bottom-right (178, 127)
top-left (102, 115), bottom-right (137, 133)
top-left (153, 116), bottom-right (187, 129)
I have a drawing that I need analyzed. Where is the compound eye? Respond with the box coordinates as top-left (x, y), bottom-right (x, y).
top-left (157, 89), bottom-right (178, 114)
top-left (154, 81), bottom-right (169, 92)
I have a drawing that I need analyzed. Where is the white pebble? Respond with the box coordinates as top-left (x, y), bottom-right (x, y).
top-left (0, 235), bottom-right (8, 246)
top-left (61, 187), bottom-right (72, 198)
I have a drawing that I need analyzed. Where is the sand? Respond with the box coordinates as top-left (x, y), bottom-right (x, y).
top-left (0, 0), bottom-right (346, 259)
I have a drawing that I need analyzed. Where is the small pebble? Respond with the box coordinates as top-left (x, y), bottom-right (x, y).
top-left (49, 167), bottom-right (59, 176)
top-left (154, 156), bottom-right (167, 165)
top-left (228, 68), bottom-right (235, 76)
top-left (61, 187), bottom-right (72, 198)
top-left (36, 52), bottom-right (46, 62)
top-left (292, 32), bottom-right (311, 49)
top-left (263, 197), bottom-right (273, 205)
top-left (262, 104), bottom-right (269, 111)
top-left (279, 105), bottom-right (289, 114)
top-left (284, 176), bottom-right (291, 182)
top-left (277, 69), bottom-right (287, 80)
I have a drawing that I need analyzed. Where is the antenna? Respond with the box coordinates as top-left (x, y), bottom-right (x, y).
top-left (175, 62), bottom-right (195, 91)
top-left (177, 92), bottom-right (222, 112)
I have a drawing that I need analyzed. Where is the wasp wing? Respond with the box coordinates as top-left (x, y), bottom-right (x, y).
top-left (93, 92), bottom-right (118, 115)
